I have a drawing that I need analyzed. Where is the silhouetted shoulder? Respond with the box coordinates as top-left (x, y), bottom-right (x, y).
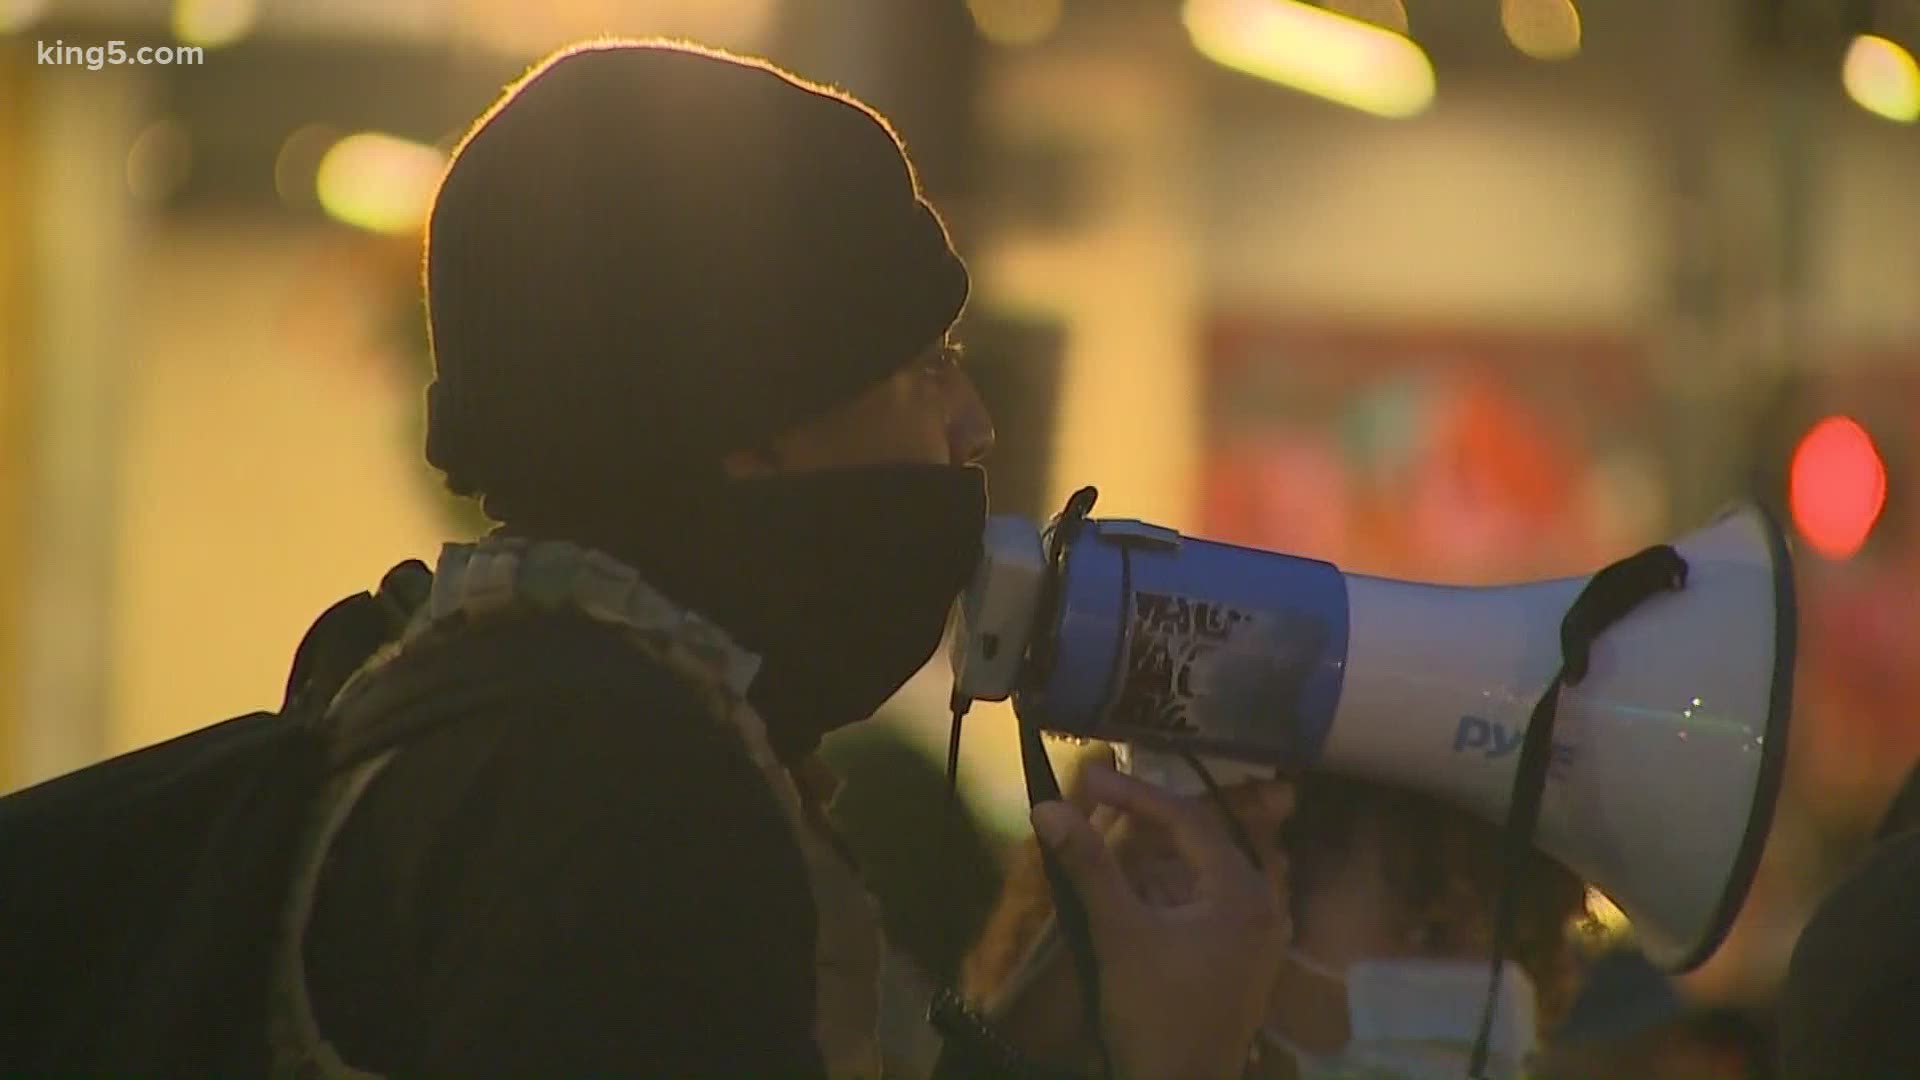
top-left (305, 609), bottom-right (825, 1076)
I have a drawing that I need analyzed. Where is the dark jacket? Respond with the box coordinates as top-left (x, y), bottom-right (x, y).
top-left (297, 604), bottom-right (831, 1077)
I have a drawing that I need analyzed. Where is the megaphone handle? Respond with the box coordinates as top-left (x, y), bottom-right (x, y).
top-left (1019, 717), bottom-right (1115, 1080)
top-left (1467, 543), bottom-right (1690, 1080)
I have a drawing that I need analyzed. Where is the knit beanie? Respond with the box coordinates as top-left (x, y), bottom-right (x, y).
top-left (422, 40), bottom-right (970, 517)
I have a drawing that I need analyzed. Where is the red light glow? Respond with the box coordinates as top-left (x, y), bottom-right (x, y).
top-left (1790, 415), bottom-right (1887, 560)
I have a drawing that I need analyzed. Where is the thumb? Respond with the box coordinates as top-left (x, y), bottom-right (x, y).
top-left (1032, 800), bottom-right (1137, 928)
top-left (1063, 743), bottom-right (1119, 813)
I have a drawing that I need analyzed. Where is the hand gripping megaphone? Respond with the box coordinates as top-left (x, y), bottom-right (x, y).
top-left (949, 489), bottom-right (1795, 972)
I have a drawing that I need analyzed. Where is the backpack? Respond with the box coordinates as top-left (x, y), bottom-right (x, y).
top-left (0, 560), bottom-right (434, 1075)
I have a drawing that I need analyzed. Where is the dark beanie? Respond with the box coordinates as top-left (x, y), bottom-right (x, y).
top-left (423, 40), bottom-right (970, 516)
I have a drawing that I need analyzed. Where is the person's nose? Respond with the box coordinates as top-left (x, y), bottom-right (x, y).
top-left (947, 373), bottom-right (995, 466)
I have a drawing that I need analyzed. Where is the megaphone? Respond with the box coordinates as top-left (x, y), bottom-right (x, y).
top-left (950, 491), bottom-right (1795, 972)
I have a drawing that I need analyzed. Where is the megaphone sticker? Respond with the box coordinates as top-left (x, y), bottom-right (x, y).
top-left (1110, 591), bottom-right (1244, 736)
top-left (1112, 590), bottom-right (1335, 756)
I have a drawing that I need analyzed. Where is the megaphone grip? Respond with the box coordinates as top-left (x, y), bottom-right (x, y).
top-left (1558, 546), bottom-right (1689, 685)
top-left (1177, 751), bottom-right (1264, 871)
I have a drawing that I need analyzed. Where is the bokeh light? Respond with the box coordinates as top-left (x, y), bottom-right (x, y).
top-left (967, 0), bottom-right (1065, 47)
top-left (314, 132), bottom-right (446, 236)
top-left (125, 118), bottom-right (192, 205)
top-left (1325, 0), bottom-right (1409, 37)
top-left (1501, 0), bottom-right (1582, 62)
top-left (0, 0), bottom-right (47, 34)
top-left (1183, 0), bottom-right (1435, 118)
top-left (455, 0), bottom-right (781, 57)
top-left (274, 124), bottom-right (341, 210)
top-left (1842, 34), bottom-right (1920, 124)
top-left (1587, 887), bottom-right (1632, 941)
top-left (171, 0), bottom-right (259, 49)
top-left (1790, 415), bottom-right (1888, 560)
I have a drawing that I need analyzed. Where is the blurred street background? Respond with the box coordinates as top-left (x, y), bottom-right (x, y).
top-left (2, 0), bottom-right (1915, 1030)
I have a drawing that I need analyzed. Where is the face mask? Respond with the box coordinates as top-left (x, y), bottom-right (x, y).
top-left (496, 461), bottom-right (989, 757)
top-left (1263, 953), bottom-right (1539, 1080)
top-left (612, 463), bottom-right (989, 759)
top-left (735, 465), bottom-right (987, 755)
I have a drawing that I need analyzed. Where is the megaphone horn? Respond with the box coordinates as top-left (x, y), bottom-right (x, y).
top-left (950, 493), bottom-right (1795, 972)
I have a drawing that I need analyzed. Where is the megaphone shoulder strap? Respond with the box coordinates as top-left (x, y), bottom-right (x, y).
top-left (1468, 543), bottom-right (1690, 1079)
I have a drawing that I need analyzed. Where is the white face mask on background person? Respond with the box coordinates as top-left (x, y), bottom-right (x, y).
top-left (1259, 953), bottom-right (1540, 1080)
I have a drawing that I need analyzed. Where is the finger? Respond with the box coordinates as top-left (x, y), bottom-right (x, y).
top-left (1062, 745), bottom-right (1116, 813)
top-left (1224, 778), bottom-right (1297, 827)
top-left (1088, 803), bottom-right (1119, 838)
top-left (1160, 779), bottom-right (1294, 861)
top-left (1265, 843), bottom-right (1291, 893)
top-left (1079, 762), bottom-right (1250, 885)
top-left (1100, 803), bottom-right (1158, 849)
top-left (1137, 855), bottom-right (1197, 908)
top-left (1102, 809), bottom-right (1187, 899)
top-left (1031, 800), bottom-right (1142, 930)
top-left (1220, 779), bottom-right (1298, 859)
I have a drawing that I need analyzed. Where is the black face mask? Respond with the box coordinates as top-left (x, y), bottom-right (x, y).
top-left (512, 464), bottom-right (988, 760)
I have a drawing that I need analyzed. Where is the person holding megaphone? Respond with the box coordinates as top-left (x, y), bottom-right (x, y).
top-left (268, 40), bottom-right (1302, 1080)
top-left (965, 754), bottom-right (1590, 1080)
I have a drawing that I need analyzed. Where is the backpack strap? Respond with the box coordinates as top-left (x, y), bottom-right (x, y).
top-left (282, 561), bottom-right (433, 717)
top-left (272, 752), bottom-right (395, 1080)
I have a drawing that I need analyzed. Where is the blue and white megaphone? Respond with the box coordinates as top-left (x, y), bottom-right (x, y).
top-left (950, 488), bottom-right (1795, 972)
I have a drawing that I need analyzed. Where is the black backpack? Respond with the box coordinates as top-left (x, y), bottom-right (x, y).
top-left (0, 560), bottom-right (434, 1074)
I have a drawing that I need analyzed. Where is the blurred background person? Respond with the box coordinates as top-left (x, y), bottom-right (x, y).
top-left (964, 761), bottom-right (1592, 1079)
top-left (1535, 947), bottom-right (1775, 1080)
top-left (1775, 758), bottom-right (1920, 1080)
